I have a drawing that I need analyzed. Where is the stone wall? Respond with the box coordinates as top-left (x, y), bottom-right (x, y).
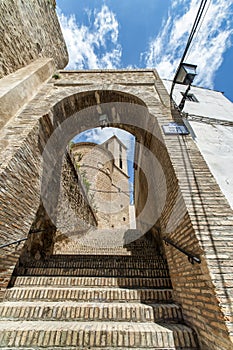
top-left (110, 165), bottom-right (130, 229)
top-left (19, 202), bottom-right (57, 264)
top-left (56, 151), bottom-right (97, 239)
top-left (0, 58), bottom-right (56, 130)
top-left (0, 0), bottom-right (68, 78)
top-left (0, 119), bottom-right (43, 299)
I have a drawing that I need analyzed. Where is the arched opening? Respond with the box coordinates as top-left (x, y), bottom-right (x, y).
top-left (19, 89), bottom-right (174, 261)
top-left (51, 126), bottom-right (136, 253)
top-left (70, 126), bottom-right (135, 214)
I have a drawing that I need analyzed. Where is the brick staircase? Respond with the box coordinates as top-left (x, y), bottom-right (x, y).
top-left (0, 231), bottom-right (199, 349)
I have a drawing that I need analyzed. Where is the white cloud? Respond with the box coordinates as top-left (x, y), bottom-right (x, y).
top-left (57, 5), bottom-right (122, 69)
top-left (94, 5), bottom-right (119, 46)
top-left (143, 0), bottom-right (233, 88)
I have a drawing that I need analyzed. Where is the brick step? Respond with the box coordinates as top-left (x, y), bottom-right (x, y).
top-left (0, 348), bottom-right (197, 350)
top-left (14, 267), bottom-right (169, 278)
top-left (125, 242), bottom-right (157, 247)
top-left (0, 321), bottom-right (198, 348)
top-left (57, 241), bottom-right (158, 253)
top-left (12, 276), bottom-right (172, 288)
top-left (22, 259), bottom-right (168, 270)
top-left (58, 249), bottom-right (133, 255)
top-left (60, 242), bottom-right (158, 251)
top-left (64, 242), bottom-right (158, 249)
top-left (0, 301), bottom-right (182, 322)
top-left (63, 233), bottom-right (156, 244)
top-left (4, 287), bottom-right (173, 303)
top-left (58, 247), bottom-right (159, 255)
top-left (49, 254), bottom-right (166, 262)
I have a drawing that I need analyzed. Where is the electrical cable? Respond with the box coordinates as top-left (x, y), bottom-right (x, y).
top-left (185, 0), bottom-right (208, 53)
top-left (186, 0), bottom-right (211, 61)
top-left (170, 0), bottom-right (209, 97)
top-left (181, 0), bottom-right (208, 60)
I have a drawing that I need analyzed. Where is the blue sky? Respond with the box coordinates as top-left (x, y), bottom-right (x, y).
top-left (56, 0), bottom-right (233, 200)
top-left (57, 0), bottom-right (233, 101)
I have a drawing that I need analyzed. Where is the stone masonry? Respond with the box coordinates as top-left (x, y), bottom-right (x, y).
top-left (0, 66), bottom-right (233, 349)
top-left (71, 137), bottom-right (130, 230)
top-left (1, 2), bottom-right (233, 348)
top-left (0, 0), bottom-right (68, 78)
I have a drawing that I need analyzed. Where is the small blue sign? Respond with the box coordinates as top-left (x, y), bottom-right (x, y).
top-left (162, 122), bottom-right (189, 135)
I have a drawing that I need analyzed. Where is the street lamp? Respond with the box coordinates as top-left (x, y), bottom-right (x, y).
top-left (99, 114), bottom-right (109, 129)
top-left (174, 63), bottom-right (197, 111)
top-left (176, 63), bottom-right (197, 85)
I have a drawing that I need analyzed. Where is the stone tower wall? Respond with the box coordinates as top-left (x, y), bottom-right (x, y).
top-left (0, 0), bottom-right (68, 78)
top-left (110, 165), bottom-right (130, 228)
top-left (71, 142), bottom-right (130, 229)
top-left (72, 143), bottom-right (113, 228)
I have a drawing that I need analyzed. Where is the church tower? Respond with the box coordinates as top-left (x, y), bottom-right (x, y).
top-left (103, 135), bottom-right (128, 175)
top-left (71, 136), bottom-right (130, 229)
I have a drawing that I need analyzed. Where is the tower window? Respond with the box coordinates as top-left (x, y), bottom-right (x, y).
top-left (119, 143), bottom-right (123, 169)
top-left (119, 155), bottom-right (123, 169)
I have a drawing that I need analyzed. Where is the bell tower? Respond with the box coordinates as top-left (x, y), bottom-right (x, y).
top-left (103, 135), bottom-right (128, 175)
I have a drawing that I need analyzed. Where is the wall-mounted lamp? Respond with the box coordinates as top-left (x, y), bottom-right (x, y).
top-left (99, 114), bottom-right (109, 129)
top-left (176, 63), bottom-right (197, 85)
top-left (175, 63), bottom-right (197, 111)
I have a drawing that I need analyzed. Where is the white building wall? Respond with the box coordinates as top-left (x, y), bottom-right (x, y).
top-left (163, 80), bottom-right (233, 209)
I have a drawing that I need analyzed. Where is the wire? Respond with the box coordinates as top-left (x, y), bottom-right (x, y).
top-left (182, 0), bottom-right (208, 61)
top-left (170, 0), bottom-right (209, 97)
top-left (186, 0), bottom-right (211, 61)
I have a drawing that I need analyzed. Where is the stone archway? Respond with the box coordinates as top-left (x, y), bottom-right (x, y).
top-left (0, 87), bottom-right (178, 291)
top-left (40, 90), bottom-right (174, 237)
top-left (1, 73), bottom-right (233, 350)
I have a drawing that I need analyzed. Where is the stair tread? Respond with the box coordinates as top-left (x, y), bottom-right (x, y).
top-left (0, 321), bottom-right (197, 348)
top-left (54, 229), bottom-right (157, 252)
top-left (22, 264), bottom-right (167, 268)
top-left (50, 254), bottom-right (164, 259)
top-left (0, 348), bottom-right (197, 350)
top-left (2, 234), bottom-right (198, 349)
top-left (0, 301), bottom-right (183, 324)
top-left (0, 320), bottom-right (197, 345)
top-left (13, 267), bottom-right (169, 278)
top-left (55, 250), bottom-right (159, 255)
top-left (5, 286), bottom-right (173, 303)
top-left (13, 276), bottom-right (171, 285)
top-left (0, 320), bottom-right (195, 332)
top-left (6, 286), bottom-right (172, 291)
top-left (0, 301), bottom-right (177, 307)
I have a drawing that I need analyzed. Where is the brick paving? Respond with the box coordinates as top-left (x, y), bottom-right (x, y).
top-left (0, 231), bottom-right (199, 349)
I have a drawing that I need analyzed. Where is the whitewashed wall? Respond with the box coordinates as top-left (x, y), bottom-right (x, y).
top-left (163, 80), bottom-right (233, 209)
